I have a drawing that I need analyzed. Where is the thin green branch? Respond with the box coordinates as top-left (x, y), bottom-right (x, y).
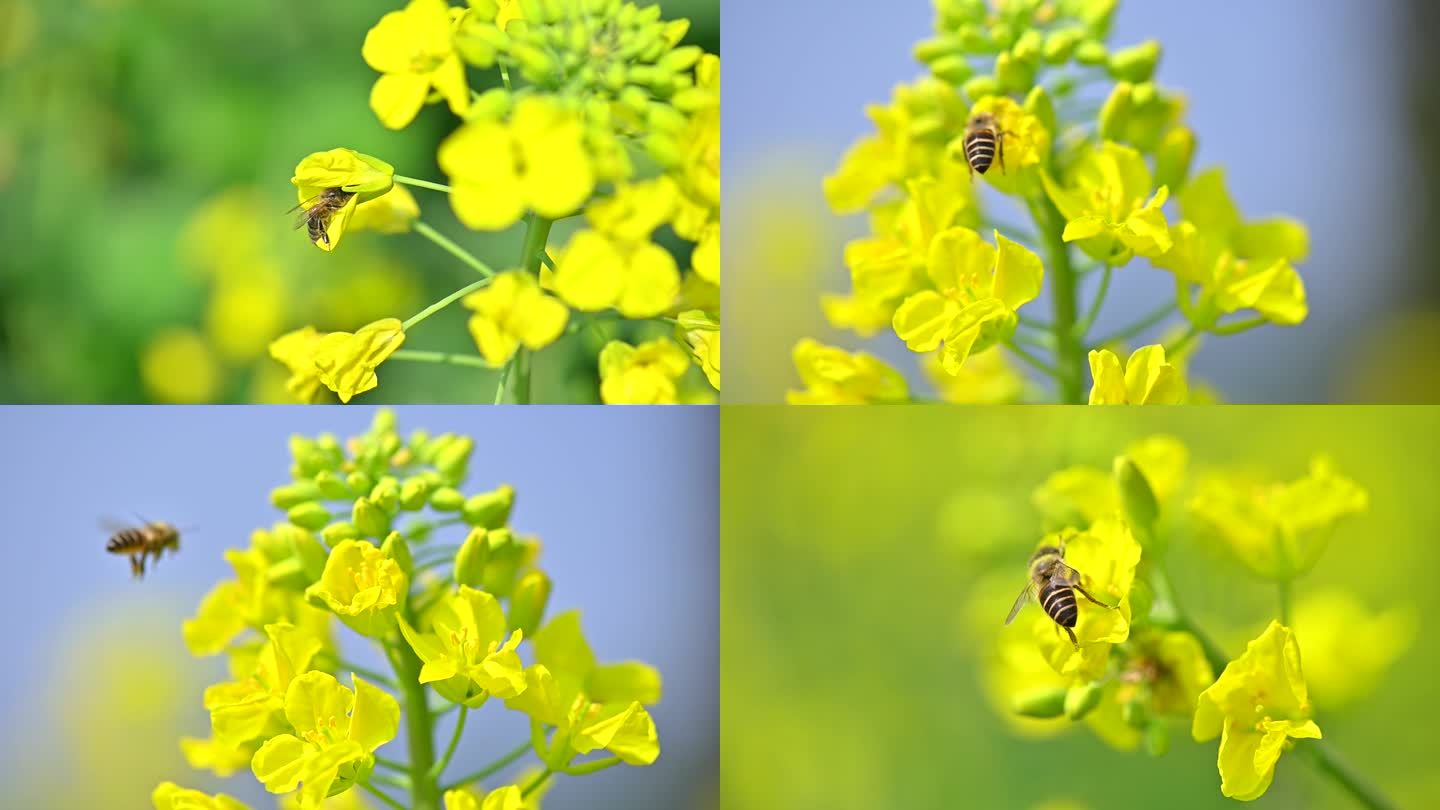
top-left (413, 220), bottom-right (497, 278)
top-left (1003, 340), bottom-right (1063, 381)
top-left (319, 655), bottom-right (399, 690)
top-left (1296, 740), bottom-right (1399, 810)
top-left (403, 277), bottom-right (493, 332)
top-left (1016, 312), bottom-right (1055, 333)
top-left (1213, 315), bottom-right (1267, 336)
top-left (494, 355), bottom-right (517, 404)
top-left (390, 350), bottom-right (492, 370)
top-left (394, 176), bottom-right (454, 194)
top-left (428, 706), bottom-right (468, 781)
top-left (1093, 301), bottom-right (1178, 348)
top-left (441, 741), bottom-right (534, 792)
top-left (1277, 579), bottom-right (1293, 626)
top-left (371, 771), bottom-right (412, 791)
top-left (359, 782), bottom-right (408, 810)
top-left (375, 754), bottom-right (410, 773)
top-left (1074, 263), bottom-right (1112, 339)
top-left (522, 769), bottom-right (554, 798)
top-left (1166, 324), bottom-right (1202, 357)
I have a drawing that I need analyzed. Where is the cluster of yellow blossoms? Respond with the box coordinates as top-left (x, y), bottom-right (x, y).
top-left (792, 0), bottom-right (1308, 404)
top-left (268, 0), bottom-right (719, 404)
top-left (158, 410), bottom-right (662, 809)
top-left (971, 434), bottom-right (1406, 803)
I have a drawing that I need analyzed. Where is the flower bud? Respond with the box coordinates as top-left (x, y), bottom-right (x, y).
top-left (1064, 681), bottom-right (1105, 720)
top-left (314, 471), bottom-right (351, 500)
top-left (431, 487), bottom-right (466, 512)
top-left (1043, 28), bottom-right (1083, 64)
top-left (346, 471), bottom-right (374, 496)
top-left (1154, 126), bottom-right (1196, 191)
top-left (463, 484), bottom-right (515, 528)
top-left (400, 476), bottom-right (433, 511)
top-left (352, 496), bottom-right (391, 538)
top-left (381, 531), bottom-right (414, 578)
top-left (287, 502), bottom-right (331, 531)
top-left (914, 35), bottom-right (962, 64)
top-left (322, 521), bottom-right (360, 548)
top-left (1123, 696), bottom-right (1151, 729)
top-left (929, 55), bottom-right (973, 85)
top-left (1114, 455), bottom-right (1160, 542)
top-left (271, 481), bottom-right (321, 510)
top-left (995, 52), bottom-right (1035, 94)
top-left (1074, 40), bottom-right (1108, 66)
top-left (370, 477), bottom-right (401, 515)
top-left (285, 525), bottom-right (329, 583)
top-left (961, 75), bottom-right (1000, 102)
top-left (435, 436), bottom-right (475, 483)
top-left (508, 570), bottom-right (552, 636)
top-left (1024, 85), bottom-right (1057, 146)
top-left (1013, 686), bottom-right (1069, 718)
top-left (514, 43), bottom-right (556, 83)
top-left (1011, 30), bottom-right (1042, 64)
top-left (1098, 81), bottom-right (1133, 142)
top-left (1144, 720), bottom-right (1170, 756)
top-left (659, 45), bottom-right (702, 73)
top-left (402, 518), bottom-right (434, 543)
top-left (1108, 40), bottom-right (1161, 83)
top-left (288, 435), bottom-right (315, 466)
top-left (454, 528), bottom-right (491, 587)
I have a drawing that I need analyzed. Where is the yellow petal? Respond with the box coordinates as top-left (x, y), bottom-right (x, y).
top-left (370, 72), bottom-right (430, 131)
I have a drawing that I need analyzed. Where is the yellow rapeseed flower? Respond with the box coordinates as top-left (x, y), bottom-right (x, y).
top-left (203, 622), bottom-right (324, 747)
top-left (305, 539), bottom-right (408, 638)
top-left (313, 318), bottom-right (406, 404)
top-left (1043, 141), bottom-right (1172, 263)
top-left (1028, 520), bottom-right (1141, 681)
top-left (396, 586), bottom-right (527, 707)
top-left (551, 229), bottom-right (680, 318)
top-left (440, 97), bottom-right (594, 230)
top-left (950, 95), bottom-right (1050, 195)
top-left (1292, 590), bottom-right (1416, 708)
top-left (462, 272), bottom-right (569, 367)
top-left (362, 0), bottom-right (470, 129)
top-left (152, 782), bottom-right (251, 810)
top-left (786, 338), bottom-right (909, 404)
top-left (268, 327), bottom-right (328, 404)
top-left (1193, 621), bottom-right (1321, 801)
top-left (924, 348), bottom-right (1024, 403)
top-left (291, 149), bottom-right (396, 252)
top-left (1087, 345), bottom-right (1187, 404)
top-left (444, 786), bottom-right (526, 810)
top-left (598, 339), bottom-right (690, 404)
top-left (349, 185), bottom-right (420, 234)
top-left (141, 327), bottom-right (220, 403)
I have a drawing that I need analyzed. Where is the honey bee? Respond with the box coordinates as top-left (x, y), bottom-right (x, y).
top-left (962, 112), bottom-right (1009, 178)
top-left (105, 520), bottom-right (181, 579)
top-left (291, 187), bottom-right (355, 248)
top-left (1004, 541), bottom-right (1116, 646)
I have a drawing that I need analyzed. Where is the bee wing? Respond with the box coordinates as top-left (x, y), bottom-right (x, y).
top-left (288, 193), bottom-right (324, 226)
top-left (1050, 561), bottom-right (1082, 586)
top-left (1005, 580), bottom-right (1037, 625)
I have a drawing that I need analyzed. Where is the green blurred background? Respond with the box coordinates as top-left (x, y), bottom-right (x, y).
top-left (0, 0), bottom-right (718, 403)
top-left (721, 406), bottom-right (1437, 808)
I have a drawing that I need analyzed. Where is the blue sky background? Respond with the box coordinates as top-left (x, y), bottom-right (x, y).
top-left (0, 405), bottom-right (717, 808)
top-left (723, 0), bottom-right (1410, 402)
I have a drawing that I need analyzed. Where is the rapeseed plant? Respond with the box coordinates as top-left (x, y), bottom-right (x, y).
top-left (271, 0), bottom-right (719, 404)
top-left (801, 0), bottom-right (1308, 403)
top-left (160, 410), bottom-right (663, 809)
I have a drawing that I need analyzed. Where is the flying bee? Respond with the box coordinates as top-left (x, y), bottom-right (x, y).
top-left (1004, 541), bottom-right (1116, 646)
top-left (105, 520), bottom-right (182, 579)
top-left (961, 112), bottom-right (1010, 179)
top-left (290, 187), bottom-right (355, 248)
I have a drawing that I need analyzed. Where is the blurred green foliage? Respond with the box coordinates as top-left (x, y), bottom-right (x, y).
top-left (721, 406), bottom-right (1439, 809)
top-left (0, 0), bottom-right (718, 403)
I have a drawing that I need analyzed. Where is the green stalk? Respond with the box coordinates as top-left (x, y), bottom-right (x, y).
top-left (1028, 196), bottom-right (1083, 403)
top-left (394, 176), bottom-right (455, 194)
top-left (510, 214), bottom-right (553, 404)
top-left (413, 220), bottom-right (497, 278)
top-left (1277, 579), bottom-right (1293, 625)
top-left (389, 630), bottom-right (441, 810)
top-left (441, 740), bottom-right (534, 792)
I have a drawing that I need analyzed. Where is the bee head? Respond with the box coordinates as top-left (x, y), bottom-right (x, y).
top-left (969, 112), bottom-right (997, 129)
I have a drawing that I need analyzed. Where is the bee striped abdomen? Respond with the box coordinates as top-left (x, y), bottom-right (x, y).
top-left (964, 131), bottom-right (997, 174)
top-left (106, 528), bottom-right (148, 555)
top-left (1039, 583), bottom-right (1078, 628)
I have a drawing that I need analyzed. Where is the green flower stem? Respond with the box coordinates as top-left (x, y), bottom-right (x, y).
top-left (1296, 740), bottom-right (1399, 810)
top-left (390, 350), bottom-right (493, 370)
top-left (441, 740), bottom-right (534, 792)
top-left (371, 771), bottom-right (412, 790)
top-left (1028, 196), bottom-right (1084, 403)
top-left (1074, 263), bottom-right (1112, 340)
top-left (1016, 312), bottom-right (1054, 332)
top-left (1093, 300), bottom-right (1178, 348)
top-left (394, 176), bottom-right (455, 194)
top-left (494, 355), bottom-right (517, 404)
top-left (1213, 315), bottom-right (1268, 336)
top-left (1011, 330), bottom-right (1055, 352)
top-left (403, 277), bottom-right (493, 332)
top-left (359, 781), bottom-right (407, 810)
top-left (506, 213), bottom-right (555, 405)
top-left (513, 349), bottom-right (533, 404)
top-left (522, 768), bottom-right (554, 798)
top-left (1278, 579), bottom-right (1293, 625)
top-left (428, 705), bottom-right (468, 781)
top-left (414, 220), bottom-right (498, 278)
top-left (389, 623), bottom-right (441, 810)
top-left (1004, 339), bottom-right (1063, 380)
top-left (375, 754), bottom-right (410, 773)
top-left (1165, 323), bottom-right (1202, 357)
top-left (499, 61), bottom-right (513, 91)
top-left (320, 655), bottom-right (400, 690)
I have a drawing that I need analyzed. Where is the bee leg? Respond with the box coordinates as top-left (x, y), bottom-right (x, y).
top-left (997, 132), bottom-right (1007, 175)
top-left (129, 554), bottom-right (144, 579)
top-left (1065, 626), bottom-right (1078, 647)
top-left (1073, 583), bottom-right (1117, 609)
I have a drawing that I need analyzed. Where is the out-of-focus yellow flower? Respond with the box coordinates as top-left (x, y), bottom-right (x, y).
top-left (891, 227), bottom-right (1044, 373)
top-left (141, 327), bottom-right (220, 403)
top-left (532, 611), bottom-right (662, 706)
top-left (440, 97), bottom-right (594, 230)
top-left (923, 346), bottom-right (1024, 403)
top-left (1154, 168), bottom-right (1308, 328)
top-left (1087, 345), bottom-right (1187, 404)
top-left (675, 54), bottom-right (720, 212)
top-left (179, 734), bottom-right (255, 778)
top-left (842, 178), bottom-right (976, 319)
top-left (586, 177), bottom-right (678, 244)
top-left (1032, 434), bottom-right (1187, 532)
top-left (313, 318), bottom-right (406, 404)
top-left (551, 229), bottom-right (680, 318)
top-left (786, 338), bottom-right (909, 404)
top-left (1043, 141), bottom-right (1171, 263)
top-left (305, 539), bottom-right (408, 638)
top-left (462, 272), bottom-right (569, 367)
top-left (598, 338), bottom-right (689, 404)
top-left (207, 267), bottom-right (286, 362)
top-left (1029, 520), bottom-right (1141, 680)
top-left (396, 586), bottom-right (527, 707)
top-left (291, 149), bottom-right (396, 252)
top-left (350, 185), bottom-right (420, 234)
top-left (152, 782), bottom-right (251, 810)
top-left (681, 316), bottom-right (720, 391)
top-left (1121, 629), bottom-right (1215, 717)
top-left (269, 327), bottom-right (328, 404)
top-left (362, 0), bottom-right (469, 129)
top-left (252, 672), bottom-right (401, 808)
top-left (1193, 621), bottom-right (1321, 801)
top-left (1189, 456), bottom-right (1368, 580)
top-left (1292, 590), bottom-right (1415, 708)
top-left (949, 96), bottom-right (1049, 195)
top-left (444, 786), bottom-right (526, 810)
